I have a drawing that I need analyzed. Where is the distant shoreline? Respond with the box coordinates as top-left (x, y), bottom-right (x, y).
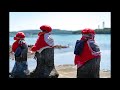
top-left (9, 28), bottom-right (111, 36)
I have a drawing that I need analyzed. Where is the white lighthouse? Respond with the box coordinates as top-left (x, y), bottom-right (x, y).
top-left (98, 25), bottom-right (100, 29)
top-left (103, 21), bottom-right (105, 29)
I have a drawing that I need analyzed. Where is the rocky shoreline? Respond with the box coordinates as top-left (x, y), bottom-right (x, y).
top-left (55, 64), bottom-right (111, 78)
top-left (26, 64), bottom-right (110, 78)
top-left (9, 44), bottom-right (69, 59)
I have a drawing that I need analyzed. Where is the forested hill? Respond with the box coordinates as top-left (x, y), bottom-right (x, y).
top-left (10, 28), bottom-right (111, 37)
top-left (72, 28), bottom-right (111, 34)
top-left (9, 29), bottom-right (73, 36)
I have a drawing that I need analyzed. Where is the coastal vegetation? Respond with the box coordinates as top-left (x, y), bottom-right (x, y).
top-left (9, 28), bottom-right (111, 37)
top-left (72, 28), bottom-right (111, 34)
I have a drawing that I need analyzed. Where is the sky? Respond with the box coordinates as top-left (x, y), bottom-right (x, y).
top-left (9, 12), bottom-right (111, 32)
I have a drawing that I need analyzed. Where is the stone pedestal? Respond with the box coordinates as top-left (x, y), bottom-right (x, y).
top-left (29, 48), bottom-right (59, 78)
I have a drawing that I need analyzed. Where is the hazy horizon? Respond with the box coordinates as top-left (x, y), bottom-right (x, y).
top-left (9, 27), bottom-right (111, 32)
